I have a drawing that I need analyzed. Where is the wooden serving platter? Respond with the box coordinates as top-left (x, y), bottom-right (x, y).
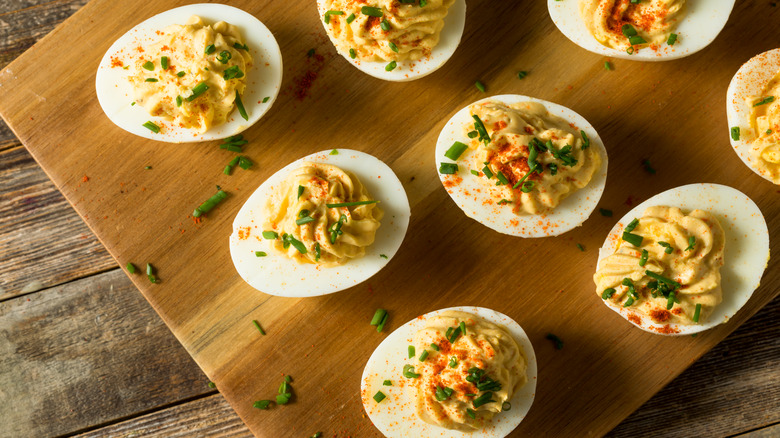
top-left (1, 1), bottom-right (778, 436)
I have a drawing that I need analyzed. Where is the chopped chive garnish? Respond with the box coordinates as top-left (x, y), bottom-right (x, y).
top-left (142, 121), bottom-right (160, 133)
top-left (667, 33), bottom-right (677, 45)
top-left (430, 343), bottom-right (439, 351)
top-left (326, 200), bottom-right (379, 208)
top-left (642, 159), bottom-right (656, 174)
top-left (753, 96), bottom-right (775, 107)
top-left (471, 114), bottom-right (490, 145)
top-left (625, 218), bottom-right (639, 232)
top-left (234, 91), bottom-right (248, 121)
top-left (307, 48), bottom-right (315, 58)
top-left (236, 156), bottom-right (252, 170)
top-left (376, 312), bottom-right (388, 332)
top-left (145, 78), bottom-right (158, 82)
top-left (255, 251), bottom-right (266, 257)
top-left (205, 44), bottom-right (216, 54)
top-left (282, 233), bottom-right (307, 254)
top-left (548, 162), bottom-right (558, 175)
top-left (379, 254), bottom-right (388, 259)
top-left (418, 350), bottom-right (429, 361)
top-left (448, 327), bottom-right (461, 343)
top-left (685, 236), bottom-right (696, 251)
top-left (667, 292), bottom-right (676, 310)
top-left (330, 149), bottom-right (339, 155)
top-left (297, 185), bottom-right (305, 199)
top-left (192, 190), bottom-right (228, 217)
top-left (144, 166), bottom-right (151, 170)
top-left (223, 65), bottom-right (244, 80)
top-left (420, 0), bottom-right (427, 6)
top-left (186, 82), bottom-right (209, 102)
top-left (623, 296), bottom-right (635, 307)
top-left (466, 408), bottom-right (476, 419)
top-left (517, 70), bottom-right (528, 79)
top-left (208, 381), bottom-right (216, 388)
top-left (639, 249), bottom-right (649, 266)
top-left (373, 391), bottom-right (386, 403)
top-left (445, 141), bottom-right (468, 160)
top-left (385, 61), bottom-right (397, 71)
top-left (146, 263), bottom-right (158, 283)
top-left (658, 241), bottom-right (674, 254)
top-left (626, 46), bottom-right (635, 55)
top-left (276, 392), bottom-right (291, 405)
top-left (445, 327), bottom-right (453, 339)
top-left (467, 130), bottom-right (479, 138)
top-left (383, 380), bottom-right (392, 386)
top-left (361, 6), bottom-right (383, 17)
top-left (253, 400), bottom-right (271, 409)
top-left (472, 392), bottom-right (495, 408)
top-left (496, 171), bottom-right (509, 185)
top-left (402, 364), bottom-right (420, 378)
top-left (622, 24), bottom-right (637, 37)
top-left (546, 333), bottom-right (564, 350)
top-left (176, 95), bottom-right (183, 107)
top-left (512, 163), bottom-right (538, 189)
top-left (262, 231), bottom-right (279, 239)
top-left (323, 10), bottom-right (344, 24)
top-left (346, 13), bottom-right (356, 24)
top-left (295, 212), bottom-right (316, 225)
top-left (645, 270), bottom-right (681, 289)
top-left (439, 162), bottom-right (458, 174)
top-left (126, 262), bottom-right (137, 274)
top-left (388, 42), bottom-right (398, 53)
top-left (629, 35), bottom-right (647, 45)
top-left (408, 345), bottom-right (415, 358)
top-left (482, 166), bottom-right (494, 179)
top-left (497, 199), bottom-right (511, 205)
top-left (216, 50), bottom-right (231, 64)
top-left (693, 303), bottom-right (702, 323)
top-left (602, 288), bottom-right (616, 299)
top-left (131, 102), bottom-right (135, 106)
top-left (622, 231), bottom-right (643, 247)
top-left (314, 242), bottom-right (321, 261)
top-left (370, 309), bottom-right (387, 326)
top-left (580, 130), bottom-right (590, 149)
top-left (459, 321), bottom-right (466, 337)
top-left (475, 80), bottom-right (486, 92)
top-left (470, 169), bottom-right (480, 176)
top-left (176, 71), bottom-right (186, 77)
top-left (604, 61), bottom-right (613, 70)
top-left (577, 243), bottom-right (585, 252)
top-left (381, 20), bottom-right (391, 31)
top-left (142, 61), bottom-right (154, 71)
top-left (252, 319), bottom-right (266, 335)
top-left (731, 126), bottom-right (740, 141)
top-left (261, 96), bottom-right (270, 103)
top-left (449, 356), bottom-right (457, 368)
top-left (600, 208), bottom-right (613, 217)
top-left (349, 48), bottom-right (357, 59)
top-left (233, 42), bottom-right (249, 50)
top-left (434, 386), bottom-right (454, 401)
top-left (502, 402), bottom-right (511, 411)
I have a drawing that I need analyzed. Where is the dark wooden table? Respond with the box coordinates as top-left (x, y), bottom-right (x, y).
top-left (0, 1), bottom-right (777, 437)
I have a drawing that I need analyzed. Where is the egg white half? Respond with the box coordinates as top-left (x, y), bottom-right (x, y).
top-left (95, 3), bottom-right (283, 143)
top-left (725, 48), bottom-right (780, 185)
top-left (435, 94), bottom-right (608, 237)
top-left (361, 306), bottom-right (537, 438)
top-left (596, 183), bottom-right (769, 335)
top-left (229, 149), bottom-right (410, 297)
top-left (548, 0), bottom-right (735, 61)
top-left (316, 0), bottom-right (466, 82)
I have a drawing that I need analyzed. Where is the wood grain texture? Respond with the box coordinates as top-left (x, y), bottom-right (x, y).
top-left (0, 145), bottom-right (115, 300)
top-left (0, 269), bottom-right (211, 438)
top-left (0, 1), bottom-right (778, 437)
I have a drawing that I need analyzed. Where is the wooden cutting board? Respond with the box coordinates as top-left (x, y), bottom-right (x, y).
top-left (1, 0), bottom-right (778, 436)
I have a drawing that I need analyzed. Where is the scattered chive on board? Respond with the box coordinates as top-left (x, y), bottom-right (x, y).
top-left (252, 319), bottom-right (266, 335)
top-left (546, 333), bottom-right (564, 350)
top-left (475, 80), bottom-right (486, 92)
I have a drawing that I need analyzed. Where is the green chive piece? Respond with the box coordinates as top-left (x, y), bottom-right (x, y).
top-left (373, 391), bottom-right (386, 403)
top-left (388, 42), bottom-right (399, 53)
top-left (192, 190), bottom-right (228, 218)
top-left (581, 130), bottom-right (590, 149)
top-left (297, 185), bottom-right (305, 199)
top-left (642, 159), bottom-right (656, 174)
top-left (142, 61), bottom-right (154, 71)
top-left (693, 303), bottom-right (702, 323)
top-left (276, 393), bottom-right (291, 405)
top-left (380, 254), bottom-right (388, 259)
top-left (470, 169), bottom-right (480, 176)
top-left (602, 288), bottom-right (616, 299)
top-left (517, 70), bottom-right (528, 79)
top-left (349, 48), bottom-right (357, 59)
top-left (430, 343), bottom-right (439, 351)
top-left (223, 65), bottom-right (244, 80)
top-left (253, 400), bottom-right (272, 409)
top-left (753, 96), bottom-right (775, 107)
top-left (385, 61), bottom-right (397, 71)
top-left (502, 402), bottom-right (512, 411)
top-left (144, 166), bottom-right (151, 170)
top-left (346, 13), bottom-right (356, 24)
top-left (361, 6), bottom-right (383, 17)
top-left (667, 292), bottom-right (676, 310)
top-left (252, 319), bottom-right (266, 335)
top-left (383, 380), bottom-right (392, 386)
top-left (238, 156), bottom-right (253, 170)
top-left (205, 44), bottom-right (216, 55)
top-left (408, 345), bottom-right (415, 358)
top-left (326, 200), bottom-right (379, 208)
top-left (176, 95), bottom-right (183, 107)
top-left (496, 171), bottom-right (509, 185)
top-left (622, 24), bottom-right (638, 37)
top-left (233, 91), bottom-right (248, 121)
top-left (403, 364), bottom-right (420, 378)
top-left (370, 309), bottom-right (387, 326)
top-left (625, 218), bottom-right (640, 232)
top-left (639, 249), bottom-right (649, 266)
top-left (482, 166), bottom-right (494, 179)
top-left (445, 141), bottom-right (468, 160)
top-left (628, 35), bottom-right (647, 45)
top-left (208, 381), bottom-right (216, 388)
top-left (685, 236), bottom-right (696, 251)
top-left (233, 42), bottom-right (249, 50)
top-left (622, 231), bottom-right (643, 247)
top-left (645, 270), bottom-right (681, 289)
top-left (449, 356), bottom-right (457, 368)
top-left (380, 20), bottom-right (391, 31)
top-left (176, 71), bottom-right (186, 77)
top-left (600, 208), bottom-right (613, 217)
top-left (330, 149), bottom-right (339, 155)
top-left (604, 61), bottom-right (613, 70)
top-left (160, 56), bottom-right (169, 70)
top-left (126, 262), bottom-right (137, 274)
top-left (731, 126), bottom-right (740, 141)
top-left (546, 333), bottom-right (564, 350)
top-left (262, 231), bottom-right (279, 239)
top-left (434, 386), bottom-right (454, 401)
top-left (262, 96), bottom-right (270, 103)
top-left (419, 350), bottom-right (429, 361)
top-left (314, 242), bottom-right (321, 261)
top-left (667, 33), bottom-right (677, 45)
top-left (472, 392), bottom-right (495, 408)
top-left (282, 233), bottom-right (307, 254)
top-left (623, 296), bottom-right (635, 307)
top-left (466, 408), bottom-right (476, 419)
top-left (255, 251), bottom-right (266, 257)
top-left (295, 210), bottom-right (316, 225)
top-left (577, 243), bottom-right (585, 252)
top-left (420, 0), bottom-right (427, 6)
top-left (323, 10), bottom-right (344, 24)
top-left (186, 82), bottom-right (209, 102)
top-left (376, 312), bottom-right (389, 332)
top-left (145, 78), bottom-right (158, 82)
top-left (142, 121), bottom-right (160, 133)
top-left (307, 48), bottom-right (315, 58)
top-left (439, 162), bottom-right (458, 174)
top-left (475, 80), bottom-right (486, 92)
top-left (467, 130), bottom-right (479, 138)
top-left (459, 321), bottom-right (466, 336)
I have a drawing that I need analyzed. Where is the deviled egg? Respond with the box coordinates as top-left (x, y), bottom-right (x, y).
top-left (229, 150), bottom-right (410, 297)
top-left (316, 0), bottom-right (466, 81)
top-left (361, 307), bottom-right (537, 438)
top-left (96, 4), bottom-right (283, 143)
top-left (726, 48), bottom-right (780, 184)
top-left (435, 95), bottom-right (608, 237)
top-left (548, 0), bottom-right (735, 61)
top-left (594, 184), bottom-right (769, 335)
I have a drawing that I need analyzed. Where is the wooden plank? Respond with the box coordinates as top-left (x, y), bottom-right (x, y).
top-left (0, 1), bottom-right (778, 437)
top-left (734, 424), bottom-right (780, 438)
top-left (0, 269), bottom-right (211, 438)
top-left (0, 145), bottom-right (115, 300)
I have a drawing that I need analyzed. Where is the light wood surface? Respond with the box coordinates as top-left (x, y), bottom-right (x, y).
top-left (0, 1), bottom-right (779, 437)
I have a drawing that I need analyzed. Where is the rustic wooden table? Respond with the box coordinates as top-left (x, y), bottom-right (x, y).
top-left (0, 1), bottom-right (778, 437)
